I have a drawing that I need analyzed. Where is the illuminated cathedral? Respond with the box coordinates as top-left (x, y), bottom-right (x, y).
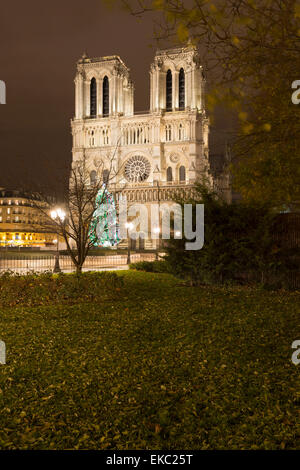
top-left (71, 44), bottom-right (231, 249)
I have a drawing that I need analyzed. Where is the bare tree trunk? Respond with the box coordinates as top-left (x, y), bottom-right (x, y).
top-left (76, 265), bottom-right (82, 274)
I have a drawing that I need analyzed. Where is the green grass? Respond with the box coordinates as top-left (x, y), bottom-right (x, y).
top-left (0, 271), bottom-right (299, 449)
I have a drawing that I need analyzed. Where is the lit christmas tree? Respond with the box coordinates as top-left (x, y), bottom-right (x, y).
top-left (88, 185), bottom-right (120, 247)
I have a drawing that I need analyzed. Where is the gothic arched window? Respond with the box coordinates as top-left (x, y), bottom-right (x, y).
top-left (103, 76), bottom-right (109, 117)
top-left (166, 70), bottom-right (172, 111)
top-left (103, 169), bottom-right (109, 184)
top-left (179, 165), bottom-right (186, 182)
top-left (89, 130), bottom-right (95, 147)
top-left (165, 124), bottom-right (172, 142)
top-left (90, 170), bottom-right (97, 185)
top-left (167, 167), bottom-right (173, 182)
top-left (90, 78), bottom-right (97, 117)
top-left (179, 68), bottom-right (185, 110)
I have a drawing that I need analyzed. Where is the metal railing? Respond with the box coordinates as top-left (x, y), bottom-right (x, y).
top-left (0, 252), bottom-right (157, 274)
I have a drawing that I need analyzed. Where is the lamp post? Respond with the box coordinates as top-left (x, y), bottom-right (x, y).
top-left (51, 208), bottom-right (66, 274)
top-left (125, 222), bottom-right (133, 265)
top-left (155, 180), bottom-right (161, 260)
top-left (154, 226), bottom-right (160, 260)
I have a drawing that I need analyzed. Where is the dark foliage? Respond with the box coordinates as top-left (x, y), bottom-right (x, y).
top-left (164, 185), bottom-right (299, 288)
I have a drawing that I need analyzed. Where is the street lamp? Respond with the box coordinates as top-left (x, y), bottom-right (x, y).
top-left (125, 222), bottom-right (133, 265)
top-left (51, 208), bottom-right (66, 273)
top-left (153, 226), bottom-right (160, 260)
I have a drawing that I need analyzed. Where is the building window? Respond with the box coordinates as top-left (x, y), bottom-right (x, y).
top-left (178, 123), bottom-right (184, 141)
top-left (102, 128), bottom-right (109, 145)
top-left (103, 76), bottom-right (109, 117)
top-left (167, 167), bottom-right (173, 182)
top-left (90, 78), bottom-right (97, 117)
top-left (179, 166), bottom-right (186, 182)
top-left (165, 124), bottom-right (172, 142)
top-left (166, 69), bottom-right (172, 111)
top-left (90, 170), bottom-right (97, 185)
top-left (89, 130), bottom-right (95, 147)
top-left (179, 68), bottom-right (185, 110)
top-left (124, 155), bottom-right (151, 183)
top-left (103, 169), bottom-right (109, 184)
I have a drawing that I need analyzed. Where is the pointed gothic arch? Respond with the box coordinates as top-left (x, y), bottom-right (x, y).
top-left (102, 169), bottom-right (109, 184)
top-left (103, 76), bottom-right (109, 117)
top-left (179, 68), bottom-right (185, 110)
top-left (90, 170), bottom-right (97, 185)
top-left (179, 165), bottom-right (186, 182)
top-left (90, 78), bottom-right (97, 117)
top-left (167, 167), bottom-right (173, 182)
top-left (166, 70), bottom-right (172, 111)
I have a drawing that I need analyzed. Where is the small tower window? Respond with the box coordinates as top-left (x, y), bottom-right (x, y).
top-left (90, 78), bottom-right (97, 117)
top-left (167, 167), bottom-right (173, 182)
top-left (103, 76), bottom-right (109, 117)
top-left (179, 166), bottom-right (186, 182)
top-left (179, 68), bottom-right (185, 110)
top-left (166, 70), bottom-right (172, 112)
top-left (90, 170), bottom-right (97, 185)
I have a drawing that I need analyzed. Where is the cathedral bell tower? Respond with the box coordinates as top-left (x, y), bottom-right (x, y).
top-left (149, 44), bottom-right (205, 113)
top-left (74, 53), bottom-right (134, 119)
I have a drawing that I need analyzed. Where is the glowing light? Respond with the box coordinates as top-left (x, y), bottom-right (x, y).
top-left (51, 208), bottom-right (66, 221)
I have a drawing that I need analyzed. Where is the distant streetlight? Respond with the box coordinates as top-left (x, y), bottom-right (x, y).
top-left (125, 222), bottom-right (134, 265)
top-left (51, 208), bottom-right (66, 273)
top-left (154, 226), bottom-right (160, 260)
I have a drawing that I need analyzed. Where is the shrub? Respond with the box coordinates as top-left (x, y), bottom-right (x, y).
top-left (0, 271), bottom-right (124, 307)
top-left (164, 184), bottom-right (297, 288)
top-left (129, 260), bottom-right (171, 273)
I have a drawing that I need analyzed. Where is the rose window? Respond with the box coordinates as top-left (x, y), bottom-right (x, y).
top-left (124, 156), bottom-right (151, 182)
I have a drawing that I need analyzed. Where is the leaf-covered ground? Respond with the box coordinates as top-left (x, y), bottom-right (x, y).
top-left (0, 271), bottom-right (299, 449)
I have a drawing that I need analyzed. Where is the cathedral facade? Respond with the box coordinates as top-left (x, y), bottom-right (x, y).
top-left (71, 45), bottom-right (230, 249)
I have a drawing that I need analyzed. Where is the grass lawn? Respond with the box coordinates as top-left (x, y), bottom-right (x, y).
top-left (0, 271), bottom-right (299, 449)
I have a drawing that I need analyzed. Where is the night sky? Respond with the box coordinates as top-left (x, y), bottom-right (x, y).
top-left (0, 0), bottom-right (229, 191)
